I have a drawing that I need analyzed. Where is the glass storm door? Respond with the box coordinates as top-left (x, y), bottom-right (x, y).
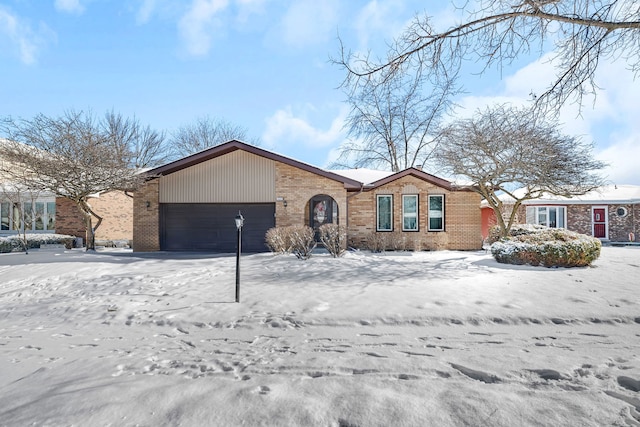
top-left (593, 208), bottom-right (606, 238)
top-left (310, 196), bottom-right (334, 240)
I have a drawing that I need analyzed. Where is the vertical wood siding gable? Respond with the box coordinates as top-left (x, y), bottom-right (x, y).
top-left (159, 150), bottom-right (276, 203)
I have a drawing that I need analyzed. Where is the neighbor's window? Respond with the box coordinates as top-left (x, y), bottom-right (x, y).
top-left (402, 195), bottom-right (418, 231)
top-left (0, 202), bottom-right (9, 231)
top-left (377, 195), bottom-right (393, 231)
top-left (0, 199), bottom-right (56, 232)
top-left (428, 195), bottom-right (444, 231)
top-left (616, 207), bottom-right (628, 217)
top-left (525, 206), bottom-right (566, 228)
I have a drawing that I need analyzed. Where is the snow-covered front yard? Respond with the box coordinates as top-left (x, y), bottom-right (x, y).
top-left (0, 247), bottom-right (638, 426)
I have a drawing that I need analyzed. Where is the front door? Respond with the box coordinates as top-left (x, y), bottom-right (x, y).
top-left (310, 196), bottom-right (334, 240)
top-left (592, 207), bottom-right (607, 238)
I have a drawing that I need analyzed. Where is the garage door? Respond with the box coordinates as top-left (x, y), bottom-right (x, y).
top-left (160, 203), bottom-right (275, 252)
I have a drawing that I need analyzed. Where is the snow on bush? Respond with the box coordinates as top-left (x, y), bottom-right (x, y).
top-left (265, 227), bottom-right (292, 254)
top-left (265, 225), bottom-right (316, 259)
top-left (491, 224), bottom-right (601, 267)
top-left (0, 233), bottom-right (77, 253)
top-left (319, 223), bottom-right (347, 258)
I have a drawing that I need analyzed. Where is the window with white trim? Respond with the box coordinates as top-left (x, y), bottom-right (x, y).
top-left (402, 195), bottom-right (418, 231)
top-left (0, 200), bottom-right (56, 233)
top-left (525, 206), bottom-right (566, 228)
top-left (376, 195), bottom-right (393, 231)
top-left (428, 195), bottom-right (444, 231)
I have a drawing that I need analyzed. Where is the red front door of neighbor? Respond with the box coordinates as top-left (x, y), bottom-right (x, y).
top-left (593, 208), bottom-right (607, 238)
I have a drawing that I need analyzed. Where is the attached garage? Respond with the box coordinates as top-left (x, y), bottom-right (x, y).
top-left (160, 203), bottom-right (275, 252)
top-left (133, 140), bottom-right (358, 253)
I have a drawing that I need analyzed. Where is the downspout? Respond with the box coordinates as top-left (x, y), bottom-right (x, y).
top-left (346, 183), bottom-right (365, 247)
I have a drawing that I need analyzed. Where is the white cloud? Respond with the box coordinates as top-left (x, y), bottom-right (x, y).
top-left (178, 0), bottom-right (229, 56)
top-left (452, 52), bottom-right (640, 185)
top-left (0, 7), bottom-right (55, 65)
top-left (262, 106), bottom-right (348, 150)
top-left (279, 0), bottom-right (339, 48)
top-left (597, 136), bottom-right (640, 185)
top-left (136, 0), bottom-right (157, 24)
top-left (235, 0), bottom-right (266, 23)
top-left (54, 0), bottom-right (85, 14)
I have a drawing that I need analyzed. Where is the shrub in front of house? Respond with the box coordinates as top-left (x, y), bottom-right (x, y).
top-left (490, 224), bottom-right (601, 267)
top-left (0, 234), bottom-right (76, 253)
top-left (288, 225), bottom-right (316, 260)
top-left (319, 223), bottom-right (346, 258)
top-left (265, 225), bottom-right (316, 259)
top-left (366, 232), bottom-right (387, 252)
top-left (265, 227), bottom-right (292, 254)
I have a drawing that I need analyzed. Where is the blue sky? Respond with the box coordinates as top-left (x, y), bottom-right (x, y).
top-left (1, 0), bottom-right (639, 185)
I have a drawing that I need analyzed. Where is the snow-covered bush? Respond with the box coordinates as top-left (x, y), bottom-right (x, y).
top-left (0, 233), bottom-right (76, 253)
top-left (319, 224), bottom-right (346, 258)
top-left (288, 225), bottom-right (316, 260)
top-left (265, 227), bottom-right (292, 254)
top-left (491, 225), bottom-right (601, 267)
top-left (266, 226), bottom-right (316, 259)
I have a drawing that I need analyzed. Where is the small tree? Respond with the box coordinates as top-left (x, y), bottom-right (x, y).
top-left (435, 104), bottom-right (606, 238)
top-left (0, 110), bottom-right (164, 250)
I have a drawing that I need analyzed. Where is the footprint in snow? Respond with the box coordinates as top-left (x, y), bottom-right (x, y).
top-left (451, 363), bottom-right (501, 384)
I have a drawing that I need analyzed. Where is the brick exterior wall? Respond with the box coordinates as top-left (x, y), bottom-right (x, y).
top-left (55, 198), bottom-right (86, 239)
top-left (132, 158), bottom-right (484, 252)
top-left (274, 162), bottom-right (348, 229)
top-left (55, 191), bottom-right (133, 243)
top-left (608, 204), bottom-right (639, 242)
top-left (347, 175), bottom-right (482, 250)
top-left (132, 179), bottom-right (160, 252)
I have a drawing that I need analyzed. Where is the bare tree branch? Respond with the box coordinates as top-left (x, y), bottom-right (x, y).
top-left (169, 116), bottom-right (259, 160)
top-left (333, 0), bottom-right (640, 111)
top-left (0, 110), bottom-right (161, 250)
top-left (435, 103), bottom-right (606, 237)
top-left (333, 59), bottom-right (459, 172)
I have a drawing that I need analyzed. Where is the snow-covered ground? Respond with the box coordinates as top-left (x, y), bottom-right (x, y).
top-left (0, 246), bottom-right (638, 426)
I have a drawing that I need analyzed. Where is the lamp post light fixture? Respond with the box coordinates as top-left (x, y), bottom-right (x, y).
top-left (234, 211), bottom-right (244, 303)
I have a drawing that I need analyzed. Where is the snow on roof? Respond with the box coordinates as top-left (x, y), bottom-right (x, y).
top-left (482, 185), bottom-right (640, 206)
top-left (327, 168), bottom-right (395, 185)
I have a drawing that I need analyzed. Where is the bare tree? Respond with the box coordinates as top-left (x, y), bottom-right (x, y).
top-left (104, 111), bottom-right (168, 169)
top-left (336, 0), bottom-right (640, 111)
top-left (435, 104), bottom-right (606, 237)
top-left (0, 110), bottom-right (160, 250)
top-left (169, 116), bottom-right (257, 159)
top-left (333, 61), bottom-right (459, 172)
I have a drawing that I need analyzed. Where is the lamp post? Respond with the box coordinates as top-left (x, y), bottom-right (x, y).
top-left (234, 211), bottom-right (244, 303)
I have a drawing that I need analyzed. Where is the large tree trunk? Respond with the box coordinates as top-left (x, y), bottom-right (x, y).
top-left (77, 200), bottom-right (102, 251)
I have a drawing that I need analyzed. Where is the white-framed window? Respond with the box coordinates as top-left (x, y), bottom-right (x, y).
top-left (428, 195), bottom-right (444, 231)
top-left (616, 206), bottom-right (628, 217)
top-left (525, 206), bottom-right (566, 228)
top-left (376, 195), bottom-right (393, 231)
top-left (402, 195), bottom-right (419, 231)
top-left (0, 199), bottom-right (56, 233)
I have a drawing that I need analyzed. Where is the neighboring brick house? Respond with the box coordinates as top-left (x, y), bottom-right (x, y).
top-left (1, 140), bottom-right (133, 244)
top-left (133, 140), bottom-right (482, 252)
top-left (1, 190), bottom-right (133, 245)
top-left (481, 185), bottom-right (640, 243)
top-left (55, 191), bottom-right (134, 244)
